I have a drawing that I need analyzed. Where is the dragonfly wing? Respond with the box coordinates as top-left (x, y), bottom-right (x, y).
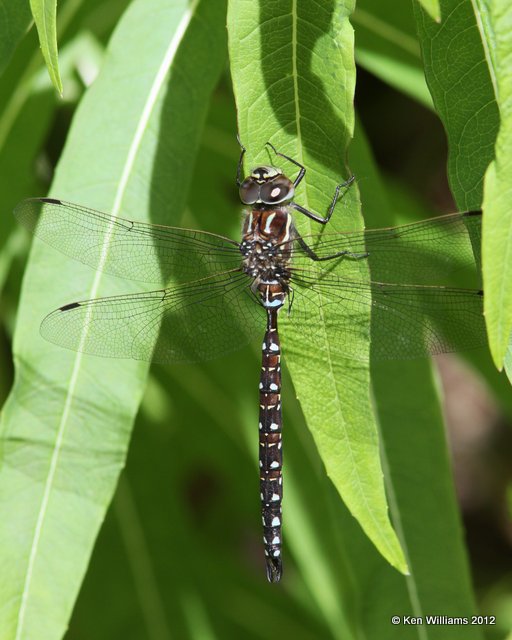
top-left (41, 270), bottom-right (263, 363)
top-left (367, 282), bottom-right (485, 360)
top-left (293, 211), bottom-right (482, 288)
top-left (287, 271), bottom-right (486, 361)
top-left (14, 198), bottom-right (241, 286)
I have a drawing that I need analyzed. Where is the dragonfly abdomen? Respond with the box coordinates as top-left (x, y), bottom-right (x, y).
top-left (259, 309), bottom-right (283, 582)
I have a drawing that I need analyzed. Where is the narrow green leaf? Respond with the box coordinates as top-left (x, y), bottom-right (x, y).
top-left (351, 118), bottom-right (483, 639)
top-left (0, 0), bottom-right (33, 76)
top-left (370, 363), bottom-right (483, 639)
top-left (29, 0), bottom-right (62, 94)
top-left (228, 0), bottom-right (407, 573)
top-left (413, 0), bottom-right (499, 210)
top-left (0, 1), bottom-right (227, 638)
top-left (481, 0), bottom-right (512, 368)
top-left (353, 0), bottom-right (433, 109)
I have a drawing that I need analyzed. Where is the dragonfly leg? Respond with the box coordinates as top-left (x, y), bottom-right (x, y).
top-left (296, 235), bottom-right (368, 262)
top-left (290, 175), bottom-right (355, 224)
top-left (265, 142), bottom-right (306, 188)
top-left (286, 286), bottom-right (295, 315)
top-left (236, 134), bottom-right (246, 187)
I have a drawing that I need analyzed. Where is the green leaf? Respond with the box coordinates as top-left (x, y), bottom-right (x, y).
top-left (353, 0), bottom-right (433, 109)
top-left (369, 363), bottom-right (483, 638)
top-left (413, 1), bottom-right (512, 373)
top-left (350, 118), bottom-right (483, 638)
top-left (228, 0), bottom-right (407, 573)
top-left (0, 0), bottom-right (33, 76)
top-left (413, 0), bottom-right (499, 210)
top-left (481, 0), bottom-right (512, 368)
top-left (0, 0), bottom-right (227, 637)
top-left (29, 0), bottom-right (63, 94)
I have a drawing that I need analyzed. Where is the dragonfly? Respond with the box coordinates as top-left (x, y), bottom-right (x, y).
top-left (15, 141), bottom-right (486, 583)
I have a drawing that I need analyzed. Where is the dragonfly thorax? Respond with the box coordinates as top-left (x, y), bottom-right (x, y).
top-left (241, 209), bottom-right (294, 301)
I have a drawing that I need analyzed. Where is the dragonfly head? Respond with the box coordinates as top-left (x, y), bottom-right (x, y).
top-left (239, 166), bottom-right (295, 206)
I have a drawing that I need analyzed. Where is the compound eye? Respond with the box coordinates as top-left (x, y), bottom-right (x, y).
top-left (239, 178), bottom-right (259, 204)
top-left (260, 177), bottom-right (294, 204)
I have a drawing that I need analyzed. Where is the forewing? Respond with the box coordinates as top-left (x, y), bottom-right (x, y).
top-left (40, 270), bottom-right (263, 363)
top-left (14, 198), bottom-right (242, 286)
top-left (292, 212), bottom-right (482, 288)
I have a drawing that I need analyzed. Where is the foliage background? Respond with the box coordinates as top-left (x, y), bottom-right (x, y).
top-left (0, 0), bottom-right (511, 639)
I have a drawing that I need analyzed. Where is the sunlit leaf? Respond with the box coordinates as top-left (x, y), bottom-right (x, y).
top-left (481, 0), bottom-right (512, 368)
top-left (228, 0), bottom-right (407, 575)
top-left (0, 0), bottom-right (227, 637)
